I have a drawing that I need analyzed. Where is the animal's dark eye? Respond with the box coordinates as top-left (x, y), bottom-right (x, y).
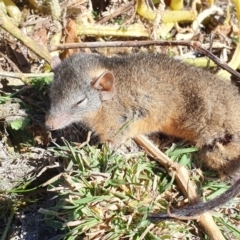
top-left (75, 97), bottom-right (87, 106)
top-left (76, 99), bottom-right (84, 105)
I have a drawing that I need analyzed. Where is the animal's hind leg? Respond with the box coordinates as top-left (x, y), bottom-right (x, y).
top-left (198, 133), bottom-right (240, 180)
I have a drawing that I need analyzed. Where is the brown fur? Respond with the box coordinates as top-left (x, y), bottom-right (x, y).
top-left (46, 53), bottom-right (240, 219)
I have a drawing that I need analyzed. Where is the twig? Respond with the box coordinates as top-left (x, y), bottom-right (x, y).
top-left (0, 10), bottom-right (52, 64)
top-left (0, 52), bottom-right (22, 73)
top-left (0, 71), bottom-right (53, 81)
top-left (192, 42), bottom-right (240, 80)
top-left (76, 23), bottom-right (149, 38)
top-left (134, 135), bottom-right (200, 200)
top-left (48, 40), bottom-right (240, 80)
top-left (97, 2), bottom-right (134, 24)
top-left (134, 135), bottom-right (225, 240)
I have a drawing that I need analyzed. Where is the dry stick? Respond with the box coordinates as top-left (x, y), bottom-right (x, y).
top-left (0, 52), bottom-right (22, 74)
top-left (49, 40), bottom-right (240, 80)
top-left (0, 71), bottom-right (53, 79)
top-left (97, 2), bottom-right (134, 24)
top-left (0, 10), bottom-right (52, 64)
top-left (0, 71), bottom-right (53, 85)
top-left (134, 135), bottom-right (225, 240)
top-left (1, 40), bottom-right (237, 81)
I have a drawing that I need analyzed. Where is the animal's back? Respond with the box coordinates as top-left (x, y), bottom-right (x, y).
top-left (102, 53), bottom-right (240, 143)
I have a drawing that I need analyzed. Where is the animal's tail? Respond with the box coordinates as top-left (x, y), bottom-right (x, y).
top-left (148, 178), bottom-right (240, 222)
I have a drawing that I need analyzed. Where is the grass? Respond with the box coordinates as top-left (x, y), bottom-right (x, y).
top-left (0, 122), bottom-right (239, 239)
top-left (41, 141), bottom-right (165, 239)
top-left (34, 139), bottom-right (239, 240)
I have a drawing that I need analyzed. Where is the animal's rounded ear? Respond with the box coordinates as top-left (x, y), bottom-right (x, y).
top-left (51, 56), bottom-right (62, 70)
top-left (91, 71), bottom-right (116, 100)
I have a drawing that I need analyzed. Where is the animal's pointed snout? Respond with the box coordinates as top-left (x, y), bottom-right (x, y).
top-left (45, 122), bottom-right (54, 131)
top-left (45, 112), bottom-right (70, 131)
top-left (45, 114), bottom-right (57, 131)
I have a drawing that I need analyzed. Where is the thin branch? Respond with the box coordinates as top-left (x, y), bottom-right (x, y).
top-left (96, 2), bottom-right (134, 24)
top-left (0, 52), bottom-right (22, 73)
top-left (48, 40), bottom-right (240, 80)
top-left (0, 10), bottom-right (52, 64)
top-left (134, 135), bottom-right (225, 240)
top-left (0, 71), bottom-right (53, 81)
